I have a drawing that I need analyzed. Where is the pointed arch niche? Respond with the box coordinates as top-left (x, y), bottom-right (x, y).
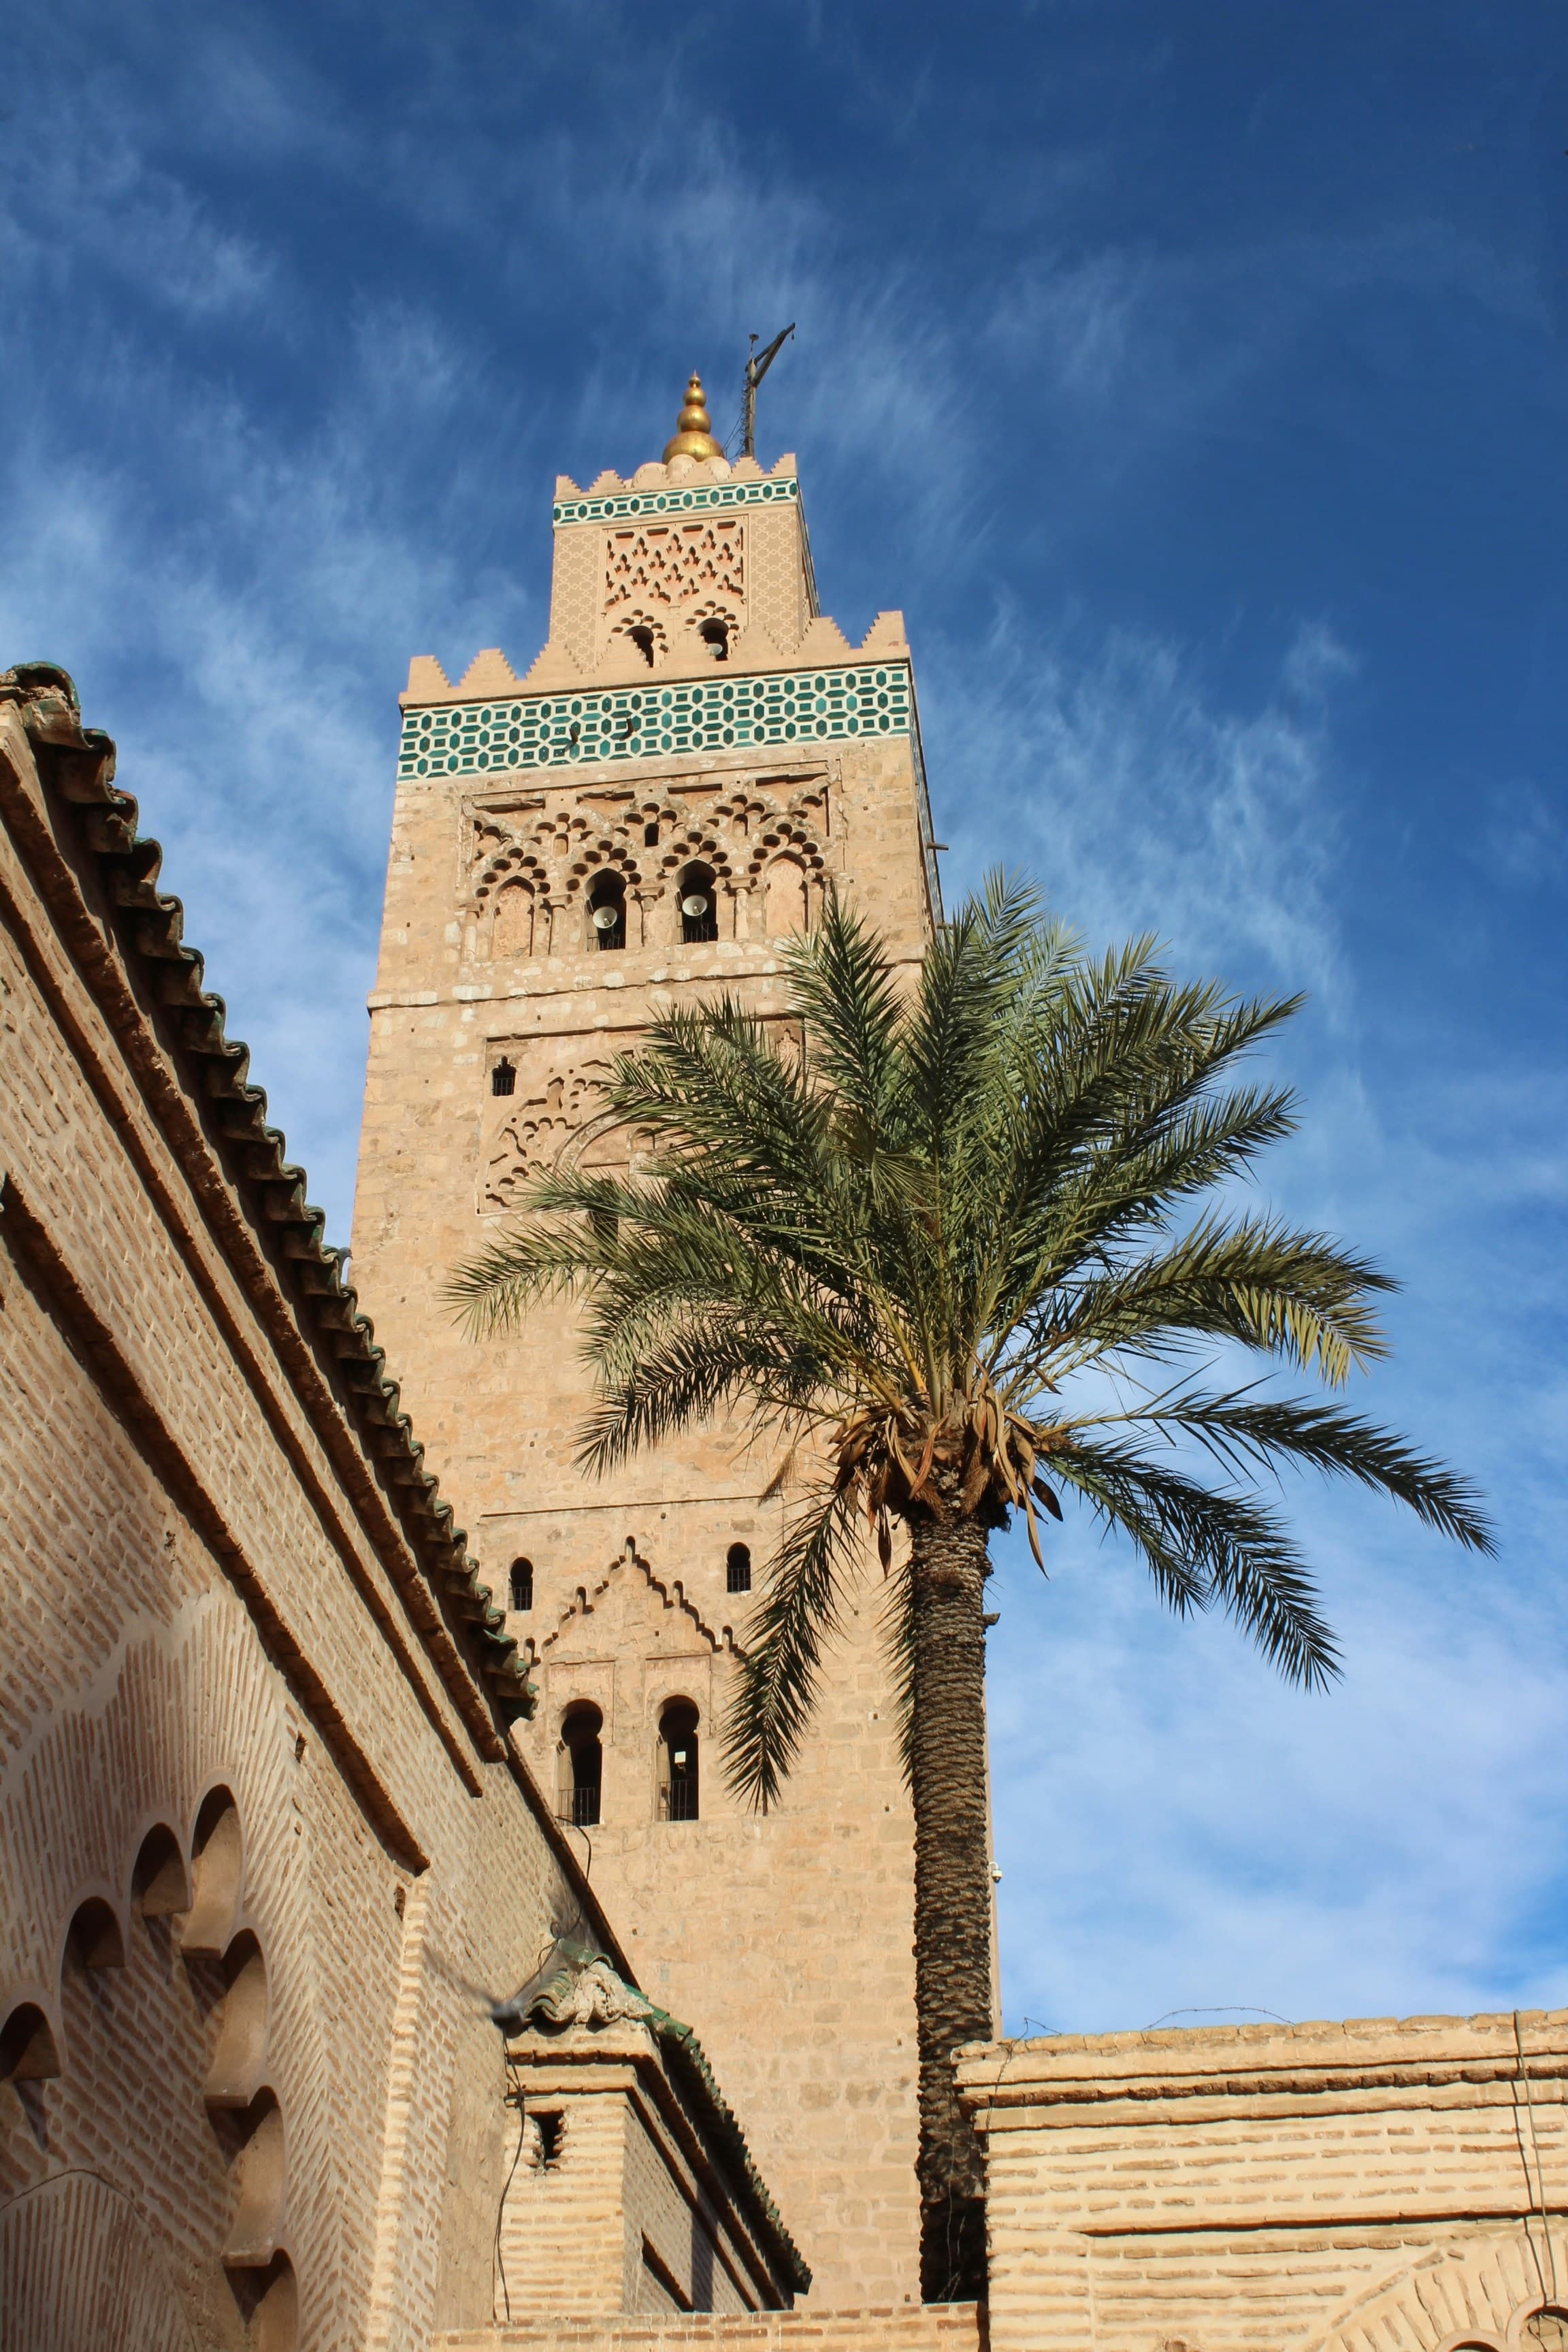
top-left (491, 880), bottom-right (535, 960)
top-left (764, 855), bottom-right (810, 940)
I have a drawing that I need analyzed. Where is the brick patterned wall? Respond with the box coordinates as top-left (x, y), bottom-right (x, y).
top-left (957, 2012), bottom-right (1568, 2352)
top-left (0, 691), bottom-right (625, 2351)
top-left (438, 2308), bottom-right (983, 2352)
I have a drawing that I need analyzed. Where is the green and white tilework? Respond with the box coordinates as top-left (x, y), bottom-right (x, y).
top-left (398, 662), bottom-right (911, 777)
top-left (552, 476), bottom-right (800, 528)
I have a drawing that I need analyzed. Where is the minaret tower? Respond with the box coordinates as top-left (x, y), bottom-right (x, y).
top-left (352, 375), bottom-right (944, 2308)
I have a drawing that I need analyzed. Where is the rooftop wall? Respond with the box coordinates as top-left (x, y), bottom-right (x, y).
top-left (958, 2009), bottom-right (1568, 2352)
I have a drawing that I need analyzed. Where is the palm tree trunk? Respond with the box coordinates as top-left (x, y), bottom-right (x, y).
top-left (906, 1503), bottom-right (993, 2304)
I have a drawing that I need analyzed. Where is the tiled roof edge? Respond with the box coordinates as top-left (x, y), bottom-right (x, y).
top-left (1, 662), bottom-right (534, 1727)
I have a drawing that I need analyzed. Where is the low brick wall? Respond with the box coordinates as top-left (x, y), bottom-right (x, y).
top-left (958, 2010), bottom-right (1568, 2352)
top-left (440, 2305), bottom-right (984, 2351)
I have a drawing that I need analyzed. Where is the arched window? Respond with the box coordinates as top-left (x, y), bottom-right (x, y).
top-left (491, 1056), bottom-right (517, 1098)
top-left (560, 1703), bottom-right (603, 1827)
top-left (659, 1699), bottom-right (700, 1823)
top-left (725, 1543), bottom-right (751, 1594)
top-left (764, 855), bottom-right (809, 939)
top-left (509, 1558), bottom-right (534, 1613)
top-left (699, 617), bottom-right (730, 662)
top-left (492, 882), bottom-right (534, 958)
top-left (588, 875), bottom-right (626, 952)
top-left (628, 624), bottom-right (655, 667)
top-left (678, 863), bottom-right (719, 945)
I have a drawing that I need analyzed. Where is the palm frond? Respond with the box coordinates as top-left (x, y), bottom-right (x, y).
top-left (1130, 1389), bottom-right (1495, 1550)
top-left (1055, 1434), bottom-right (1341, 1689)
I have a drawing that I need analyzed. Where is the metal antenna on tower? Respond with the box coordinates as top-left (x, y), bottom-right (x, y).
top-left (742, 324), bottom-right (796, 459)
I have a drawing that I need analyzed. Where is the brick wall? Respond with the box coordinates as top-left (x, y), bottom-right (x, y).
top-left (438, 2306), bottom-right (984, 2352)
top-left (0, 678), bottom-right (638, 2350)
top-left (957, 2011), bottom-right (1568, 2352)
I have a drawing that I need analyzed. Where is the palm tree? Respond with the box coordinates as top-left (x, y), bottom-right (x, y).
top-left (448, 879), bottom-right (1490, 2305)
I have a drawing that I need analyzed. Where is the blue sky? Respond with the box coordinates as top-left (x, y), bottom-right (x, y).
top-left (5, 1), bottom-right (1565, 2038)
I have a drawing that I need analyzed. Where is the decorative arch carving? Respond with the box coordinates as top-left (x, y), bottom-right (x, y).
top-left (483, 1061), bottom-right (621, 1213)
top-left (606, 608), bottom-right (668, 669)
top-left (1308, 2231), bottom-right (1549, 2352)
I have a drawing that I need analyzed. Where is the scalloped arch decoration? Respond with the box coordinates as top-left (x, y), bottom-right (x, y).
top-left (1311, 2232), bottom-right (1549, 2352)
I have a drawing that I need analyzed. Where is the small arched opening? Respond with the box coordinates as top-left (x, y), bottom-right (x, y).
top-left (678, 863), bottom-right (719, 945)
top-left (658, 1699), bottom-right (700, 1823)
top-left (491, 1056), bottom-right (517, 1098)
top-left (206, 1930), bottom-right (270, 2110)
top-left (131, 1821), bottom-right (190, 1920)
top-left (628, 623), bottom-right (656, 668)
top-left (65, 1896), bottom-right (125, 1972)
top-left (587, 874), bottom-right (626, 952)
top-left (509, 1558), bottom-right (534, 1613)
top-left (698, 617), bottom-right (730, 663)
top-left (0, 2002), bottom-right (61, 2083)
top-left (559, 1703), bottom-right (603, 1827)
top-left (725, 1543), bottom-right (752, 1594)
top-left (183, 1786), bottom-right (243, 1957)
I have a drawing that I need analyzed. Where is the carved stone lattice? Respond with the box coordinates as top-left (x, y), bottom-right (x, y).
top-left (551, 528), bottom-right (600, 670)
top-left (747, 506), bottom-right (811, 655)
top-left (604, 522), bottom-right (744, 615)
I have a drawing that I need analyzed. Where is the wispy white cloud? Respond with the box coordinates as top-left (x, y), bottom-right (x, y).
top-left (927, 612), bottom-right (1350, 1000)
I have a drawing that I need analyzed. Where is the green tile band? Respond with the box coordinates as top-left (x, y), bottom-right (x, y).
top-left (398, 662), bottom-right (911, 777)
top-left (552, 476), bottom-right (800, 527)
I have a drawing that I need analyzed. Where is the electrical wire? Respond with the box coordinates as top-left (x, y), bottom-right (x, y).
top-left (494, 2053), bottom-right (527, 2326)
top-left (1514, 2010), bottom-right (1560, 2308)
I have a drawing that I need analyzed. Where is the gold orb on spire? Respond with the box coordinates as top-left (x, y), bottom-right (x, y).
top-left (663, 371), bottom-right (724, 463)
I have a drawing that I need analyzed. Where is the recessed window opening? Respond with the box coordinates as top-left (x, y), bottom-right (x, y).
top-left (678, 863), bottom-right (719, 945)
top-left (659, 1699), bottom-right (700, 1823)
top-left (534, 2109), bottom-right (564, 2168)
top-left (491, 1057), bottom-right (517, 1098)
top-left (643, 821), bottom-right (660, 847)
top-left (725, 1543), bottom-right (752, 1595)
top-left (561, 1703), bottom-right (603, 1827)
top-left (588, 877), bottom-right (626, 951)
top-left (509, 1558), bottom-right (533, 1612)
top-left (699, 618), bottom-right (730, 662)
top-left (628, 624), bottom-right (655, 667)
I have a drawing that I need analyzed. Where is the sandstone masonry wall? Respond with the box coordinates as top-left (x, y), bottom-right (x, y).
top-left (957, 2010), bottom-right (1568, 2352)
top-left (353, 443), bottom-right (945, 2309)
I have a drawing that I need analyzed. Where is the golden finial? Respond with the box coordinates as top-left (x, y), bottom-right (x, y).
top-left (663, 371), bottom-right (723, 463)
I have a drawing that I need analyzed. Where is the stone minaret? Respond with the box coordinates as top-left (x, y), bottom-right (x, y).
top-left (352, 376), bottom-right (943, 2309)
